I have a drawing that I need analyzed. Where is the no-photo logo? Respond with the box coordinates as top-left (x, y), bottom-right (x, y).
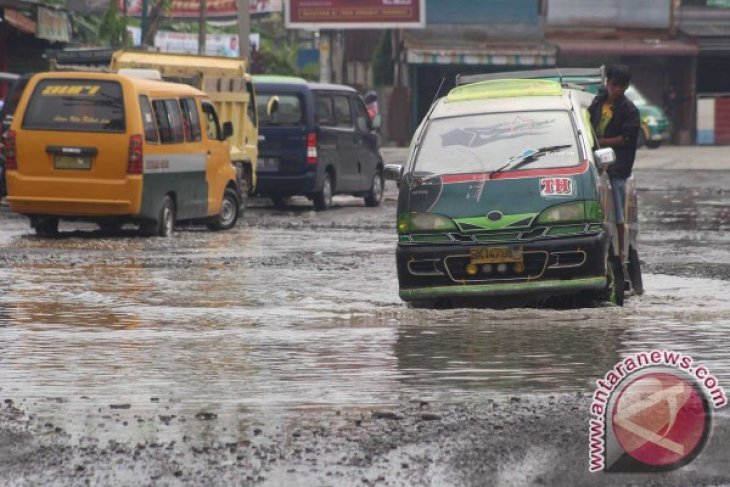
top-left (589, 351), bottom-right (727, 473)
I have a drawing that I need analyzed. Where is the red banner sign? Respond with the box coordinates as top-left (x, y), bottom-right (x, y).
top-left (286, 0), bottom-right (425, 29)
top-left (121, 0), bottom-right (282, 18)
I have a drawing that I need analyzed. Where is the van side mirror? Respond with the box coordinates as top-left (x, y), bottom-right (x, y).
top-left (222, 121), bottom-right (233, 139)
top-left (383, 164), bottom-right (403, 182)
top-left (594, 147), bottom-right (616, 170)
top-left (267, 96), bottom-right (279, 116)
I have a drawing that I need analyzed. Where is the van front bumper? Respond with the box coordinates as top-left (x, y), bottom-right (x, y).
top-left (397, 230), bottom-right (610, 302)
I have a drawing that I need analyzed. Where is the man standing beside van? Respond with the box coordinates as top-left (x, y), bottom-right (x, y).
top-left (588, 64), bottom-right (640, 263)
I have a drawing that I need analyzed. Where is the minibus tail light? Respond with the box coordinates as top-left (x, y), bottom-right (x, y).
top-left (306, 132), bottom-right (317, 164)
top-left (5, 130), bottom-right (17, 170)
top-left (127, 134), bottom-right (143, 174)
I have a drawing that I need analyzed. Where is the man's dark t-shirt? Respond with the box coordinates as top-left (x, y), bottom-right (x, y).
top-left (588, 91), bottom-right (641, 179)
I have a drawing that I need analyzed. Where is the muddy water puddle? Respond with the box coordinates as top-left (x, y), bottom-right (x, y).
top-left (1, 180), bottom-right (729, 441)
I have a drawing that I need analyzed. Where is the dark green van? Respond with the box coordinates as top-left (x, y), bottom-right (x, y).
top-left (385, 76), bottom-right (643, 307)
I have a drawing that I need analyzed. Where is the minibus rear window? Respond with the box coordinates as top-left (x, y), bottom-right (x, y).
top-left (23, 79), bottom-right (125, 133)
top-left (257, 93), bottom-right (304, 127)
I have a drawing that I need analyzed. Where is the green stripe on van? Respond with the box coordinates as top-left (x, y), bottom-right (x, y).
top-left (140, 172), bottom-right (208, 221)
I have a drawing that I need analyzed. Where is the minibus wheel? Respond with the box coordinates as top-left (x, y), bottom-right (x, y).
top-left (31, 217), bottom-right (59, 238)
top-left (627, 247), bottom-right (644, 296)
top-left (141, 196), bottom-right (175, 237)
top-left (208, 188), bottom-right (240, 231)
top-left (605, 255), bottom-right (625, 306)
top-left (314, 173), bottom-right (333, 211)
top-left (364, 170), bottom-right (384, 207)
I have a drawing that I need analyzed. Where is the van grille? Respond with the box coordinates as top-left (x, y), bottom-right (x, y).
top-left (444, 252), bottom-right (548, 282)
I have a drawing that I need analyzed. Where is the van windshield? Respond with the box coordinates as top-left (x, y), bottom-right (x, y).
top-left (22, 79), bottom-right (125, 133)
top-left (413, 110), bottom-right (580, 176)
top-left (257, 92), bottom-right (304, 127)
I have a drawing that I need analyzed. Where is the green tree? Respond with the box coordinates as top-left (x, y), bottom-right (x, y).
top-left (98, 1), bottom-right (130, 47)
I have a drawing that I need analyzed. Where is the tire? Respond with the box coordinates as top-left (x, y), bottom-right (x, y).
top-left (238, 176), bottom-right (249, 214)
top-left (364, 169), bottom-right (384, 207)
top-left (0, 161), bottom-right (6, 199)
top-left (627, 247), bottom-right (644, 296)
top-left (31, 217), bottom-right (59, 238)
top-left (98, 221), bottom-right (123, 232)
top-left (271, 195), bottom-right (289, 208)
top-left (646, 140), bottom-right (661, 149)
top-left (141, 195), bottom-right (175, 237)
top-left (637, 130), bottom-right (647, 149)
top-left (314, 172), bottom-right (333, 211)
top-left (605, 255), bottom-right (625, 306)
top-left (208, 188), bottom-right (240, 231)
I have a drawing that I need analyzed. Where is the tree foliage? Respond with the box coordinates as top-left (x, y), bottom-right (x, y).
top-left (98, 1), bottom-right (130, 48)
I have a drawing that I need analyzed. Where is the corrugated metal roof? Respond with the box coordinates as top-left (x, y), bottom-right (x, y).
top-left (551, 38), bottom-right (697, 56)
top-left (404, 28), bottom-right (556, 66)
top-left (680, 6), bottom-right (730, 37)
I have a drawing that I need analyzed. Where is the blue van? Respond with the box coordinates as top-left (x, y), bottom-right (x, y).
top-left (253, 76), bottom-right (384, 210)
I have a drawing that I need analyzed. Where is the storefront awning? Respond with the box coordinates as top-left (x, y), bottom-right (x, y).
top-left (4, 8), bottom-right (37, 35)
top-left (404, 29), bottom-right (556, 66)
top-left (551, 38), bottom-right (698, 57)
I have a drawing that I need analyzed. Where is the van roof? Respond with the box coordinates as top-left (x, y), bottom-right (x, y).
top-left (432, 84), bottom-right (578, 119)
top-left (253, 75), bottom-right (307, 85)
top-left (307, 82), bottom-right (357, 93)
top-left (446, 79), bottom-right (562, 104)
top-left (30, 71), bottom-right (205, 97)
top-left (252, 75), bottom-right (357, 94)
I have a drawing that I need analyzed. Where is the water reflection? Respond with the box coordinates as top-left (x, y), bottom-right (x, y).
top-left (0, 183), bottom-right (729, 442)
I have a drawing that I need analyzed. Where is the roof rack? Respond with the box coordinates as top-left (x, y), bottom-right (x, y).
top-left (456, 67), bottom-right (605, 87)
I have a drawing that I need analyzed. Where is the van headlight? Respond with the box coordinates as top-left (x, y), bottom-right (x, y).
top-left (398, 212), bottom-right (457, 233)
top-left (537, 201), bottom-right (598, 224)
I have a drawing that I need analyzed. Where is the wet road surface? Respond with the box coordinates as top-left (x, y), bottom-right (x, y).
top-left (0, 165), bottom-right (729, 485)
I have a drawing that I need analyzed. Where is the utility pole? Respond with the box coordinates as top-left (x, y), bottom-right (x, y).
top-left (319, 30), bottom-right (332, 83)
top-left (198, 0), bottom-right (208, 55)
top-left (141, 0), bottom-right (149, 46)
top-left (237, 0), bottom-right (250, 62)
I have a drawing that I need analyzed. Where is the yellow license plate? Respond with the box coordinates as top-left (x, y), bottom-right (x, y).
top-left (469, 246), bottom-right (523, 264)
top-left (54, 155), bottom-right (91, 170)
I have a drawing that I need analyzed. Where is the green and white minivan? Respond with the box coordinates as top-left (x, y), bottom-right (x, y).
top-left (385, 75), bottom-right (643, 307)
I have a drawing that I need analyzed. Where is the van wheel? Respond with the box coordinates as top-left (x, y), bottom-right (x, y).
top-left (314, 173), bottom-right (333, 211)
top-left (271, 195), bottom-right (289, 208)
top-left (31, 217), bottom-right (59, 238)
top-left (637, 130), bottom-right (647, 149)
top-left (208, 188), bottom-right (240, 231)
top-left (98, 221), bottom-right (123, 232)
top-left (238, 177), bottom-right (249, 214)
top-left (646, 140), bottom-right (661, 149)
top-left (627, 247), bottom-right (644, 296)
top-left (142, 196), bottom-right (175, 237)
top-left (364, 170), bottom-right (384, 207)
top-left (604, 255), bottom-right (625, 306)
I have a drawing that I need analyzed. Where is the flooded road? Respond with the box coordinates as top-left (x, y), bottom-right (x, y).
top-left (1, 165), bottom-right (729, 485)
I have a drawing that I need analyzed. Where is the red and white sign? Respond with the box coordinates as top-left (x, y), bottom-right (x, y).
top-left (540, 177), bottom-right (573, 196)
top-left (121, 0), bottom-right (281, 19)
top-left (286, 0), bottom-right (425, 29)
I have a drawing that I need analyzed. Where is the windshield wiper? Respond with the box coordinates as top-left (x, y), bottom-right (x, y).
top-left (492, 145), bottom-right (572, 174)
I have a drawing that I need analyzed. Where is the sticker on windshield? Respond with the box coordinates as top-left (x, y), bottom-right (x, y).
top-left (440, 116), bottom-right (556, 148)
top-left (540, 177), bottom-right (574, 197)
